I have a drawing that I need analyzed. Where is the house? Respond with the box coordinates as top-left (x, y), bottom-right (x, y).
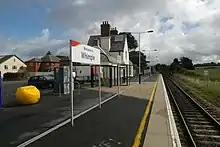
top-left (25, 52), bottom-right (60, 72)
top-left (40, 53), bottom-right (60, 72)
top-left (56, 55), bottom-right (70, 66)
top-left (25, 58), bottom-right (41, 72)
top-left (87, 21), bottom-right (134, 86)
top-left (0, 55), bottom-right (27, 76)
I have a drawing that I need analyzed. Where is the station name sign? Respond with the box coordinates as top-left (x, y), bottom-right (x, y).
top-left (70, 40), bottom-right (100, 65)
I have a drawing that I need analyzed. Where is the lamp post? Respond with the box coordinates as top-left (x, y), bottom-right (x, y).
top-left (142, 49), bottom-right (157, 78)
top-left (131, 30), bottom-right (154, 84)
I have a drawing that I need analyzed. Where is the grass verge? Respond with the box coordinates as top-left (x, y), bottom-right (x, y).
top-left (173, 74), bottom-right (220, 108)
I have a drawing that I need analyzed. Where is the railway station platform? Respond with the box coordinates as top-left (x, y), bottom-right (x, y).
top-left (0, 74), bottom-right (181, 147)
top-left (143, 74), bottom-right (181, 147)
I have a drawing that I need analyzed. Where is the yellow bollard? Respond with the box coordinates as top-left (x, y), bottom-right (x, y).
top-left (16, 86), bottom-right (40, 105)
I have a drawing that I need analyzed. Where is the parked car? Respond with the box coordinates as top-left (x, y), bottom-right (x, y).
top-left (28, 75), bottom-right (54, 89)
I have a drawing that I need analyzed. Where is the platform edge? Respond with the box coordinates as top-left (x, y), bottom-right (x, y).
top-left (161, 75), bottom-right (182, 147)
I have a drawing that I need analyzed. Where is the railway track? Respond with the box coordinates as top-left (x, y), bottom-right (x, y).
top-left (164, 77), bottom-right (220, 147)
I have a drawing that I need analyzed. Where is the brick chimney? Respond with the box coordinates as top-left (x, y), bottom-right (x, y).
top-left (100, 21), bottom-right (110, 37)
top-left (110, 27), bottom-right (118, 35)
top-left (100, 21), bottom-right (111, 51)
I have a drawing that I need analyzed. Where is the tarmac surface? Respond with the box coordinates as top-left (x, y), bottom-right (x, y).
top-left (1, 81), bottom-right (27, 105)
top-left (28, 75), bottom-right (157, 147)
top-left (0, 75), bottom-right (156, 147)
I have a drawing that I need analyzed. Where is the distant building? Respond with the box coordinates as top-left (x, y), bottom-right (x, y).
top-left (25, 58), bottom-right (41, 72)
top-left (40, 53), bottom-right (60, 72)
top-left (25, 52), bottom-right (60, 72)
top-left (0, 55), bottom-right (27, 76)
top-left (56, 55), bottom-right (70, 67)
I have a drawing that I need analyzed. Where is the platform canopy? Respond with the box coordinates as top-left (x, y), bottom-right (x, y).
top-left (70, 40), bottom-right (100, 65)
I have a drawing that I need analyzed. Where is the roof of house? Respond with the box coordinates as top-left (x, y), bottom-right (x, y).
top-left (0, 55), bottom-right (13, 64)
top-left (56, 55), bottom-right (70, 61)
top-left (26, 57), bottom-right (42, 62)
top-left (110, 35), bottom-right (125, 52)
top-left (93, 46), bottom-right (118, 64)
top-left (0, 55), bottom-right (26, 65)
top-left (87, 34), bottom-right (126, 52)
top-left (41, 55), bottom-right (60, 62)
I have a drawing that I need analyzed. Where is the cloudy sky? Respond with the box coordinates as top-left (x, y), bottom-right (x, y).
top-left (0, 0), bottom-right (220, 64)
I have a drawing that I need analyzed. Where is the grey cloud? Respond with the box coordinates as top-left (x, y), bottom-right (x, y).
top-left (46, 0), bottom-right (168, 29)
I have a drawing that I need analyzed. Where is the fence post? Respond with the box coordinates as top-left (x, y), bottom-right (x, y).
top-left (0, 71), bottom-right (2, 109)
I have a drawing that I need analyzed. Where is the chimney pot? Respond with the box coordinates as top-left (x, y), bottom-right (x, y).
top-left (100, 20), bottom-right (111, 37)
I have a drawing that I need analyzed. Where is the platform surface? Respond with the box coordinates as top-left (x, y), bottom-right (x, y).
top-left (143, 75), bottom-right (172, 147)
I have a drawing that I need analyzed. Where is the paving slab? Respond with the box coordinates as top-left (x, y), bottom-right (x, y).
top-left (143, 75), bottom-right (172, 147)
top-left (27, 75), bottom-right (157, 147)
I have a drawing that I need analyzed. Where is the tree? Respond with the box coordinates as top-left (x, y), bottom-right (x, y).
top-left (129, 51), bottom-right (147, 73)
top-left (119, 32), bottom-right (138, 50)
top-left (173, 58), bottom-right (179, 64)
top-left (170, 58), bottom-right (181, 72)
top-left (180, 57), bottom-right (195, 70)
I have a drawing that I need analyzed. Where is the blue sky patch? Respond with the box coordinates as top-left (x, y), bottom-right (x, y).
top-left (182, 22), bottom-right (200, 33)
top-left (159, 24), bottom-right (174, 34)
top-left (160, 16), bottom-right (173, 23)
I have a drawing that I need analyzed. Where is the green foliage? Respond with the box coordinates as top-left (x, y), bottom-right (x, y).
top-left (180, 56), bottom-right (195, 70)
top-left (170, 58), bottom-right (182, 72)
top-left (195, 62), bottom-right (220, 67)
top-left (169, 56), bottom-right (195, 74)
top-left (181, 70), bottom-right (202, 78)
top-left (192, 68), bottom-right (220, 81)
top-left (101, 78), bottom-right (109, 87)
top-left (129, 51), bottom-right (147, 71)
top-left (174, 74), bottom-right (220, 107)
top-left (119, 32), bottom-right (138, 50)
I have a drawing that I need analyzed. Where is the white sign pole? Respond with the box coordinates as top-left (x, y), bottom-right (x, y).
top-left (117, 55), bottom-right (121, 96)
top-left (118, 65), bottom-right (120, 96)
top-left (69, 40), bottom-right (74, 126)
top-left (98, 65), bottom-right (101, 108)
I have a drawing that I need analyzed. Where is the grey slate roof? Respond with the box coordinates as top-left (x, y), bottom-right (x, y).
top-left (26, 57), bottom-right (42, 62)
top-left (87, 34), bottom-right (126, 52)
top-left (0, 54), bottom-right (25, 64)
top-left (110, 35), bottom-right (125, 52)
top-left (93, 46), bottom-right (117, 64)
top-left (56, 55), bottom-right (70, 61)
top-left (41, 55), bottom-right (60, 62)
top-left (0, 55), bottom-right (14, 64)
top-left (87, 35), bottom-right (100, 46)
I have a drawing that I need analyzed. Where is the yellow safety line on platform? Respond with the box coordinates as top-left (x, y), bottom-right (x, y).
top-left (132, 76), bottom-right (159, 147)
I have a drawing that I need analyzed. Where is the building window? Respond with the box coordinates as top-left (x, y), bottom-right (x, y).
top-left (4, 65), bottom-right (8, 69)
top-left (14, 59), bottom-right (16, 62)
top-left (12, 65), bottom-right (17, 69)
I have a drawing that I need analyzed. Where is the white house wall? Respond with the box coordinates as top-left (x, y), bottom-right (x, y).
top-left (123, 36), bottom-right (130, 65)
top-left (0, 56), bottom-right (27, 76)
